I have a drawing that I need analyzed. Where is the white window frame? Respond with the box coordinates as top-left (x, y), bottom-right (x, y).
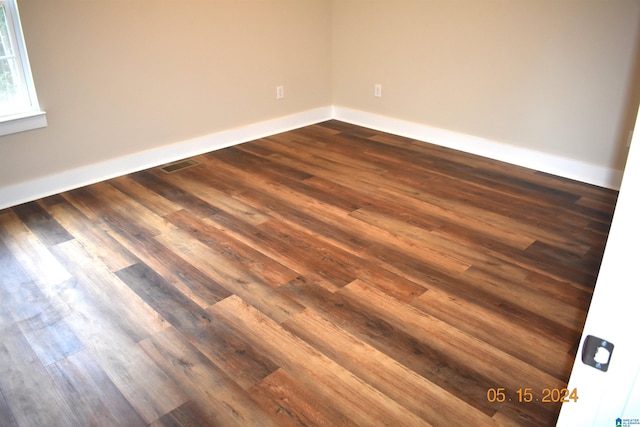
top-left (0, 0), bottom-right (46, 136)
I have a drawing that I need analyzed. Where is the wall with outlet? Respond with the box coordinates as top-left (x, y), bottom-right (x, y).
top-left (332, 0), bottom-right (640, 172)
top-left (2, 0), bottom-right (640, 206)
top-left (0, 0), bottom-right (331, 190)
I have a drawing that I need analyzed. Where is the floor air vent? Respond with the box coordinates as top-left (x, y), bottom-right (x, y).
top-left (160, 159), bottom-right (199, 173)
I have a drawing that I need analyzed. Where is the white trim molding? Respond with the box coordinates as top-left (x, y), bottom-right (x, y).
top-left (0, 111), bottom-right (47, 136)
top-left (0, 105), bottom-right (624, 211)
top-left (0, 107), bottom-right (332, 210)
top-left (333, 106), bottom-right (624, 190)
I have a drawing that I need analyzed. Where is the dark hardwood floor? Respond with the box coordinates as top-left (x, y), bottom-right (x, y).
top-left (0, 121), bottom-right (618, 426)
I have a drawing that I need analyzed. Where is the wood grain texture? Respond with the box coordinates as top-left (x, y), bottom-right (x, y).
top-left (0, 121), bottom-right (617, 425)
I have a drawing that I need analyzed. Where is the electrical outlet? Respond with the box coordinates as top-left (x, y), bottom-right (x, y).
top-left (276, 86), bottom-right (284, 99)
top-left (374, 84), bottom-right (382, 98)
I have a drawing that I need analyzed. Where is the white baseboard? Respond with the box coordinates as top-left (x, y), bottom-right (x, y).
top-left (0, 107), bottom-right (332, 211)
top-left (0, 105), bottom-right (623, 211)
top-left (333, 106), bottom-right (624, 190)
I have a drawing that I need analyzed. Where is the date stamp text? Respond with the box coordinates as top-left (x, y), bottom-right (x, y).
top-left (486, 387), bottom-right (578, 403)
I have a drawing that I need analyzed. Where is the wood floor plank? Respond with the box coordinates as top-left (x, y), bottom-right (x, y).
top-left (0, 389), bottom-right (19, 427)
top-left (365, 130), bottom-right (605, 225)
top-left (96, 213), bottom-right (231, 309)
top-left (240, 136), bottom-right (541, 255)
top-left (341, 279), bottom-right (565, 426)
top-left (10, 201), bottom-right (73, 247)
top-left (155, 227), bottom-right (305, 324)
top-left (211, 295), bottom-right (433, 427)
top-left (109, 174), bottom-right (184, 218)
top-left (175, 163), bottom-right (432, 299)
top-left (43, 200), bottom-right (139, 273)
top-left (412, 288), bottom-right (576, 380)
top-left (129, 169), bottom-right (220, 218)
top-left (248, 368), bottom-right (360, 427)
top-left (46, 349), bottom-right (146, 426)
top-left (51, 240), bottom-right (168, 343)
top-left (150, 400), bottom-right (219, 427)
top-left (164, 209), bottom-right (300, 288)
top-left (282, 307), bottom-right (498, 426)
top-left (276, 126), bottom-right (613, 234)
top-left (523, 271), bottom-right (593, 307)
top-left (0, 323), bottom-right (81, 427)
top-left (230, 184), bottom-right (373, 257)
top-left (216, 189), bottom-right (429, 300)
top-left (432, 222), bottom-right (596, 289)
top-left (15, 299), bottom-right (84, 367)
top-left (252, 218), bottom-right (360, 288)
top-left (0, 234), bottom-right (85, 369)
top-left (140, 327), bottom-right (281, 427)
top-left (181, 309), bottom-right (281, 391)
top-left (277, 275), bottom-right (508, 416)
top-left (0, 210), bottom-right (72, 288)
top-left (62, 183), bottom-right (176, 238)
top-left (38, 273), bottom-right (186, 423)
top-left (462, 267), bottom-right (588, 338)
top-left (0, 120), bottom-right (615, 425)
top-left (349, 207), bottom-right (474, 272)
top-left (115, 262), bottom-right (220, 337)
top-left (213, 146), bottom-right (315, 183)
top-left (158, 168), bottom-right (273, 226)
top-left (416, 178), bottom-right (599, 259)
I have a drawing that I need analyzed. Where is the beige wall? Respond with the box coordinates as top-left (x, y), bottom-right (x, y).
top-left (0, 0), bottom-right (332, 187)
top-left (2, 0), bottom-right (640, 194)
top-left (332, 0), bottom-right (640, 171)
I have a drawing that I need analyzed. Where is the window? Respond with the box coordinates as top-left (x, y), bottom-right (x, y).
top-left (0, 0), bottom-right (45, 136)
